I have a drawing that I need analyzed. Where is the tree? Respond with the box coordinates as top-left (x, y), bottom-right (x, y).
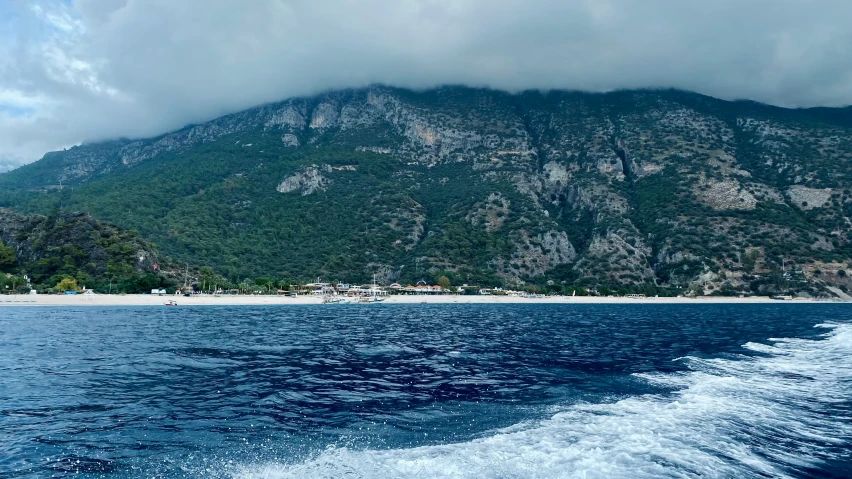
top-left (0, 240), bottom-right (16, 271)
top-left (742, 249), bottom-right (760, 273)
top-left (10, 276), bottom-right (26, 291)
top-left (438, 275), bottom-right (451, 291)
top-left (200, 266), bottom-right (215, 292)
top-left (56, 277), bottom-right (79, 292)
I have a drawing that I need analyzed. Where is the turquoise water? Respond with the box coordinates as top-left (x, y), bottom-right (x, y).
top-left (1, 304), bottom-right (850, 478)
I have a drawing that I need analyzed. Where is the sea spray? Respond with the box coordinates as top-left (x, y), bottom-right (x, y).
top-left (3, 304), bottom-right (851, 478)
top-left (234, 324), bottom-right (852, 479)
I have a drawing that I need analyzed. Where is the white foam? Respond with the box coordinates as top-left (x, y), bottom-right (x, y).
top-left (233, 324), bottom-right (852, 479)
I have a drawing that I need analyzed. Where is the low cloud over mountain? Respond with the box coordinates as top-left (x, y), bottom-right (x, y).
top-left (2, 0), bottom-right (852, 167)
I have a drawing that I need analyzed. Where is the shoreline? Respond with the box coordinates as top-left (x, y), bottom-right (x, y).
top-left (0, 293), bottom-right (847, 307)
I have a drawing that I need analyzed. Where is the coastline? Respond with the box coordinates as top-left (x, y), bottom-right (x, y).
top-left (0, 293), bottom-right (846, 307)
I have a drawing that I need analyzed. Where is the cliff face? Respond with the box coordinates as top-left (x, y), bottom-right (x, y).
top-left (2, 86), bottom-right (851, 296)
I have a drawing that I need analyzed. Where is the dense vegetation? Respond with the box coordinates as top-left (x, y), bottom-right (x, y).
top-left (0, 209), bottom-right (176, 294)
top-left (2, 86), bottom-right (850, 297)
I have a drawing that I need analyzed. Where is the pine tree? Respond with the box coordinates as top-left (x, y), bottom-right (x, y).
top-left (0, 240), bottom-right (15, 271)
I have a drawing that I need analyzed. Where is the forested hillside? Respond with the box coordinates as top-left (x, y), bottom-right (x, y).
top-left (2, 86), bottom-right (851, 297)
top-left (0, 208), bottom-right (176, 293)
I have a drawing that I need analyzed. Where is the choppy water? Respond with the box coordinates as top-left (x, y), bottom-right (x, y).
top-left (1, 304), bottom-right (851, 478)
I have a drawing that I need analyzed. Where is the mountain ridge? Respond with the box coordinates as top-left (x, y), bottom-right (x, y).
top-left (8, 85), bottom-right (851, 188)
top-left (2, 85), bottom-right (850, 297)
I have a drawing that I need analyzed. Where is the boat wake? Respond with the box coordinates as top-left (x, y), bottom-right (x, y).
top-left (232, 323), bottom-right (852, 479)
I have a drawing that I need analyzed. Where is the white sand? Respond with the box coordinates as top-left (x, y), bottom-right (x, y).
top-left (0, 293), bottom-right (843, 307)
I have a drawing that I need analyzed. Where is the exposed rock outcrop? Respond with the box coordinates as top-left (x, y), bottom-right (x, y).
top-left (467, 193), bottom-right (510, 232)
top-left (694, 179), bottom-right (757, 210)
top-left (276, 165), bottom-right (331, 195)
top-left (281, 134), bottom-right (300, 147)
top-left (787, 185), bottom-right (833, 210)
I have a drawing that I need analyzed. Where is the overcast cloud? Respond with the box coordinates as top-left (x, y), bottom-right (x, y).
top-left (1, 0), bottom-right (851, 167)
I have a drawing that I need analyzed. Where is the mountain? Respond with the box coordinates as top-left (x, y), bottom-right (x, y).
top-left (0, 208), bottom-right (176, 293)
top-left (1, 86), bottom-right (851, 297)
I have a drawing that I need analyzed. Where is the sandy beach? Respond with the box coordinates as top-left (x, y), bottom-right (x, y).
top-left (0, 293), bottom-right (845, 307)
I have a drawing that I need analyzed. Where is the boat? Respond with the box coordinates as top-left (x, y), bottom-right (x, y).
top-left (165, 300), bottom-right (178, 306)
top-left (322, 295), bottom-right (347, 304)
top-left (355, 273), bottom-right (387, 303)
top-left (357, 295), bottom-right (385, 303)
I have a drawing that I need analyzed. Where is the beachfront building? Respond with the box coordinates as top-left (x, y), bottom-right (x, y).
top-left (334, 283), bottom-right (389, 299)
top-left (305, 282), bottom-right (335, 295)
top-left (401, 284), bottom-right (446, 295)
top-left (345, 285), bottom-right (366, 297)
top-left (366, 285), bottom-right (388, 297)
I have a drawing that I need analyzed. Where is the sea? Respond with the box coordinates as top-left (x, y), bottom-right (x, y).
top-left (1, 304), bottom-right (850, 478)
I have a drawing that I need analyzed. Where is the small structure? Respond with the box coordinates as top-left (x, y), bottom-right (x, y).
top-left (305, 282), bottom-right (334, 295)
top-left (402, 284), bottom-right (445, 295)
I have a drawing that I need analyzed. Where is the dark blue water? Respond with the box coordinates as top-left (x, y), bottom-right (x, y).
top-left (1, 304), bottom-right (851, 478)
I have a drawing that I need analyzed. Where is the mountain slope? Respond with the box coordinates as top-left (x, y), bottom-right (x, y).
top-left (0, 208), bottom-right (177, 292)
top-left (2, 86), bottom-right (851, 296)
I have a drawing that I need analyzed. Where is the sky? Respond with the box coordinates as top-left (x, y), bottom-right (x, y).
top-left (1, 0), bottom-right (852, 168)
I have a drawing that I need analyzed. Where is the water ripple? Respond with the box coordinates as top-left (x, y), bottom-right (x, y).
top-left (0, 304), bottom-right (850, 478)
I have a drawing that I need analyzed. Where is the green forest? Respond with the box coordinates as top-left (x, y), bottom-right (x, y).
top-left (2, 86), bottom-right (851, 298)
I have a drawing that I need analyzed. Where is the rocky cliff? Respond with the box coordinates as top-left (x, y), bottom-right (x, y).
top-left (2, 86), bottom-right (851, 296)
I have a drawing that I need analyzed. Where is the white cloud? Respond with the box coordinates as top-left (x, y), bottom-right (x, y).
top-left (2, 0), bottom-right (852, 167)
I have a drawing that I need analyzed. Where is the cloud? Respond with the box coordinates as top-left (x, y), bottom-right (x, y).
top-left (2, 0), bottom-right (852, 166)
